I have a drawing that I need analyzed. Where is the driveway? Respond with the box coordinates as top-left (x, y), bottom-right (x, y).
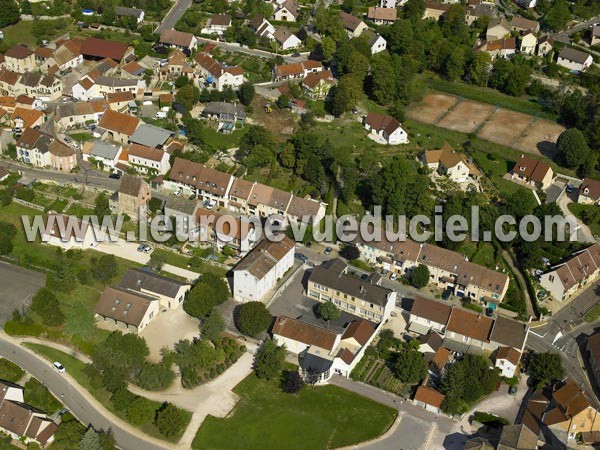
top-left (140, 307), bottom-right (200, 362)
top-left (555, 189), bottom-right (595, 243)
top-left (358, 413), bottom-right (433, 450)
top-left (0, 263), bottom-right (45, 324)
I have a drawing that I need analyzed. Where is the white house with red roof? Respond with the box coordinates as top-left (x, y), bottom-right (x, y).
top-left (363, 112), bottom-right (408, 145)
top-left (194, 52), bottom-right (244, 91)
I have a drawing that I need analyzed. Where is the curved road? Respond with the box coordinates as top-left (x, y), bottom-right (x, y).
top-left (0, 337), bottom-right (171, 450)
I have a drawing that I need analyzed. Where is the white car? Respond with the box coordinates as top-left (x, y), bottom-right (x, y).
top-left (53, 362), bottom-right (65, 373)
top-left (206, 201), bottom-right (216, 210)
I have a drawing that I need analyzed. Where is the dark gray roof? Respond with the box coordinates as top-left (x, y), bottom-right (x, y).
top-left (96, 76), bottom-right (139, 87)
top-left (115, 6), bottom-right (144, 18)
top-left (300, 351), bottom-right (333, 375)
top-left (202, 102), bottom-right (246, 119)
top-left (490, 316), bottom-right (528, 349)
top-left (165, 196), bottom-right (198, 216)
top-left (90, 141), bottom-right (120, 160)
top-left (129, 124), bottom-right (174, 148)
top-left (309, 259), bottom-right (392, 307)
top-left (559, 47), bottom-right (592, 65)
top-left (118, 268), bottom-right (188, 298)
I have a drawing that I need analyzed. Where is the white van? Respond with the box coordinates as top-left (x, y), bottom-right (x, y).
top-left (155, 111), bottom-right (167, 119)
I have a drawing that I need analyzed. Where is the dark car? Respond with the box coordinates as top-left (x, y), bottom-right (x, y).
top-left (109, 173), bottom-right (121, 179)
top-left (441, 289), bottom-right (452, 301)
top-left (485, 307), bottom-right (494, 317)
top-left (324, 247), bottom-right (332, 255)
top-left (292, 52), bottom-right (301, 57)
top-left (295, 253), bottom-right (308, 263)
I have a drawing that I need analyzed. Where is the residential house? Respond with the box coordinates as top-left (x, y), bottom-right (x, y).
top-left (308, 258), bottom-right (396, 322)
top-left (118, 268), bottom-right (191, 309)
top-left (41, 213), bottom-right (97, 250)
top-left (129, 123), bottom-right (174, 149)
top-left (419, 331), bottom-right (444, 354)
top-left (121, 61), bottom-right (146, 78)
top-left (486, 18), bottom-right (511, 41)
top-left (445, 308), bottom-right (494, 351)
top-left (367, 31), bottom-right (387, 55)
top-left (422, 142), bottom-right (480, 183)
top-left (18, 72), bottom-right (63, 101)
top-left (539, 243), bottom-right (600, 301)
top-left (495, 346), bottom-right (522, 377)
top-left (159, 30), bottom-right (198, 52)
top-left (203, 14), bottom-right (232, 34)
top-left (106, 91), bottom-right (136, 113)
top-left (339, 12), bottom-right (368, 38)
top-left (273, 28), bottom-right (302, 50)
top-left (71, 74), bottom-right (96, 101)
top-left (585, 332), bottom-right (600, 390)
top-left (0, 397), bottom-right (57, 447)
top-left (301, 70), bottom-right (335, 99)
top-left (55, 102), bottom-right (95, 130)
top-left (497, 425), bottom-right (539, 450)
top-left (273, 60), bottom-right (323, 81)
top-left (479, 38), bottom-right (516, 60)
top-left (408, 295), bottom-right (452, 334)
top-left (273, 0), bottom-right (299, 22)
top-left (194, 52), bottom-right (244, 91)
top-left (509, 154), bottom-right (554, 190)
top-left (97, 109), bottom-right (140, 145)
top-left (115, 6), bottom-right (145, 24)
top-left (16, 128), bottom-right (76, 171)
top-left (94, 76), bottom-right (145, 99)
top-left (510, 16), bottom-right (540, 33)
top-left (4, 45), bottom-right (35, 73)
top-left (11, 107), bottom-right (43, 130)
top-left (117, 174), bottom-right (151, 220)
top-left (249, 15), bottom-right (276, 40)
top-left (95, 286), bottom-right (159, 332)
top-left (201, 101), bottom-right (246, 133)
top-left (490, 316), bottom-right (528, 352)
top-left (127, 143), bottom-right (170, 175)
top-left (465, 2), bottom-right (498, 26)
top-left (413, 386), bottom-right (446, 414)
top-left (0, 167), bottom-right (9, 182)
top-left (557, 47), bottom-right (593, 72)
top-left (194, 207), bottom-right (257, 254)
top-left (82, 141), bottom-right (122, 171)
top-left (592, 26), bottom-right (600, 46)
top-left (423, 2), bottom-right (450, 21)
top-left (80, 37), bottom-right (130, 62)
top-left (520, 32), bottom-right (538, 55)
top-left (380, 0), bottom-right (398, 7)
top-left (537, 35), bottom-right (554, 56)
top-left (272, 315), bottom-right (377, 383)
top-left (577, 177), bottom-right (600, 205)
top-left (363, 112), bottom-right (409, 145)
top-left (367, 7), bottom-right (397, 25)
top-left (232, 236), bottom-right (295, 302)
top-left (164, 196), bottom-right (198, 233)
top-left (0, 70), bottom-right (20, 97)
top-left (34, 47), bottom-right (54, 68)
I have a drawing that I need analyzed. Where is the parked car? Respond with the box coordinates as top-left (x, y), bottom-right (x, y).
top-left (566, 184), bottom-right (573, 194)
top-left (72, 143), bottom-right (79, 150)
top-left (137, 244), bottom-right (146, 252)
top-left (390, 273), bottom-right (398, 281)
top-left (292, 52), bottom-right (301, 57)
top-left (381, 269), bottom-right (389, 276)
top-left (53, 362), bottom-right (65, 374)
top-left (441, 289), bottom-right (452, 301)
top-left (508, 385), bottom-right (518, 396)
top-left (109, 173), bottom-right (121, 180)
top-left (295, 253), bottom-right (308, 263)
top-left (143, 245), bottom-right (153, 254)
top-left (64, 136), bottom-right (72, 143)
top-left (324, 247), bottom-right (332, 255)
top-left (205, 200), bottom-right (216, 210)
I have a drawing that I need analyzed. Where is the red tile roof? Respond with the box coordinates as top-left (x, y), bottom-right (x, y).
top-left (81, 38), bottom-right (129, 61)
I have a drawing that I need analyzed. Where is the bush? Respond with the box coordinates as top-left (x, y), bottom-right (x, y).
top-left (4, 318), bottom-right (44, 337)
top-left (236, 302), bottom-right (272, 337)
top-left (0, 358), bottom-right (24, 382)
top-left (126, 397), bottom-right (157, 426)
top-left (15, 188), bottom-right (34, 202)
top-left (155, 403), bottom-right (188, 438)
top-left (410, 264), bottom-right (430, 289)
top-left (184, 273), bottom-right (230, 319)
top-left (136, 362), bottom-right (176, 391)
top-left (24, 378), bottom-right (61, 414)
top-left (281, 370), bottom-right (304, 393)
top-left (111, 388), bottom-right (136, 412)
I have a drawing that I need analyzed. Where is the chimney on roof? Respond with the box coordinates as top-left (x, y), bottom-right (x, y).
top-left (360, 285), bottom-right (366, 294)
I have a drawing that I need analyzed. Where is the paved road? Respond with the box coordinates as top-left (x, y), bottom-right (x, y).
top-left (527, 281), bottom-right (600, 407)
top-left (196, 37), bottom-right (309, 63)
top-left (0, 336), bottom-right (170, 450)
top-left (2, 160), bottom-right (119, 192)
top-left (553, 17), bottom-right (600, 44)
top-left (157, 0), bottom-right (192, 33)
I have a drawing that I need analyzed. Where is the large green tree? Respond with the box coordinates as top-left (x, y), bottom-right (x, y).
top-left (557, 128), bottom-right (590, 169)
top-left (236, 301), bottom-right (272, 337)
top-left (254, 339), bottom-right (285, 380)
top-left (30, 288), bottom-right (64, 327)
top-left (528, 352), bottom-right (564, 388)
top-left (393, 349), bottom-right (427, 383)
top-left (0, 0), bottom-right (19, 28)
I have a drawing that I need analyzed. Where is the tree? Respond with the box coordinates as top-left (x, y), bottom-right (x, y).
top-left (184, 273), bottom-right (230, 319)
top-left (254, 339), bottom-right (285, 380)
top-left (93, 331), bottom-right (149, 380)
top-left (468, 52), bottom-right (491, 87)
top-left (126, 397), bottom-right (156, 426)
top-left (282, 370), bottom-right (304, 393)
top-left (148, 197), bottom-right (162, 213)
top-left (331, 75), bottom-right (362, 116)
top-left (30, 288), bottom-right (64, 326)
top-left (237, 301), bottom-right (272, 337)
top-left (404, 0), bottom-right (426, 20)
top-left (79, 427), bottom-right (104, 450)
top-left (0, 222), bottom-right (16, 255)
top-left (91, 255), bottom-right (118, 284)
top-left (0, 0), bottom-right (19, 28)
top-left (411, 264), bottom-right (430, 289)
top-left (557, 128), bottom-right (590, 169)
top-left (319, 301), bottom-right (340, 323)
top-left (175, 84), bottom-right (199, 112)
top-left (238, 82), bottom-right (255, 106)
top-left (148, 252), bottom-right (167, 271)
top-left (21, 0), bottom-right (31, 15)
top-left (340, 245), bottom-right (360, 261)
top-left (528, 352), bottom-right (564, 388)
top-left (155, 403), bottom-right (188, 438)
top-left (321, 36), bottom-right (336, 60)
top-left (544, 0), bottom-right (571, 31)
top-left (137, 362), bottom-right (176, 391)
top-left (174, 75), bottom-right (189, 88)
top-left (393, 349), bottom-right (427, 383)
top-left (201, 308), bottom-right (225, 341)
top-left (94, 193), bottom-right (110, 218)
top-left (277, 94), bottom-right (290, 109)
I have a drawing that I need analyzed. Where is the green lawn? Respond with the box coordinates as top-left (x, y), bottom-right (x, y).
top-left (193, 371), bottom-right (397, 450)
top-left (0, 358), bottom-right (25, 383)
top-left (422, 73), bottom-right (557, 120)
top-left (24, 378), bottom-right (62, 414)
top-left (201, 127), bottom-right (246, 152)
top-left (585, 303), bottom-right (600, 323)
top-left (0, 21), bottom-right (36, 47)
top-left (568, 203), bottom-right (600, 236)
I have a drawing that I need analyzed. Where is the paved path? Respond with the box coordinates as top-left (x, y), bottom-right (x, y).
top-left (556, 189), bottom-right (595, 244)
top-left (502, 250), bottom-right (535, 318)
top-left (197, 37), bottom-right (309, 63)
top-left (157, 0), bottom-right (192, 33)
top-left (0, 332), bottom-right (171, 450)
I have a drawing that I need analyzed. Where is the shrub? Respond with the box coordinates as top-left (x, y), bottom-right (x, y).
top-left (236, 302), bottom-right (272, 337)
top-left (282, 370), bottom-right (304, 393)
top-left (126, 397), bottom-right (157, 426)
top-left (155, 403), bottom-right (188, 438)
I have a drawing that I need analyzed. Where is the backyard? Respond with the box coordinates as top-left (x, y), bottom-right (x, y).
top-left (193, 369), bottom-right (397, 450)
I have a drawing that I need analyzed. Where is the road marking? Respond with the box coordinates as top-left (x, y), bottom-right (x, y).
top-left (529, 330), bottom-right (547, 338)
top-left (552, 331), bottom-right (563, 345)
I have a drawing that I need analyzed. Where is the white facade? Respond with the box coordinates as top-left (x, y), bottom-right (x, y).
top-left (496, 357), bottom-right (518, 378)
top-left (520, 33), bottom-right (537, 55)
top-left (408, 314), bottom-right (447, 333)
top-left (557, 52), bottom-right (593, 72)
top-left (278, 33), bottom-right (301, 50)
top-left (128, 150), bottom-right (170, 175)
top-left (370, 35), bottom-right (387, 55)
top-left (516, 0), bottom-right (536, 7)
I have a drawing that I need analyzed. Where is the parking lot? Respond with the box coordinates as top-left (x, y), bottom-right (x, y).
top-left (0, 263), bottom-right (46, 324)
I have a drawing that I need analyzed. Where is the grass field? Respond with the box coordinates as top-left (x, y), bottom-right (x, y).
top-left (24, 378), bottom-right (62, 414)
top-left (193, 370), bottom-right (397, 450)
top-left (0, 358), bottom-right (25, 383)
top-left (0, 21), bottom-right (36, 47)
top-left (201, 127), bottom-right (246, 152)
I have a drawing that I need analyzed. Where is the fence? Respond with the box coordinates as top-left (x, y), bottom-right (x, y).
top-left (13, 198), bottom-right (44, 211)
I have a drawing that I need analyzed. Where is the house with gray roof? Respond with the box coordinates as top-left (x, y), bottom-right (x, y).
top-left (118, 268), bottom-right (191, 309)
top-left (115, 6), bottom-right (145, 24)
top-left (164, 196), bottom-right (199, 233)
top-left (201, 102), bottom-right (246, 133)
top-left (82, 141), bottom-right (122, 171)
top-left (129, 123), bottom-right (174, 148)
top-left (557, 47), bottom-right (593, 72)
